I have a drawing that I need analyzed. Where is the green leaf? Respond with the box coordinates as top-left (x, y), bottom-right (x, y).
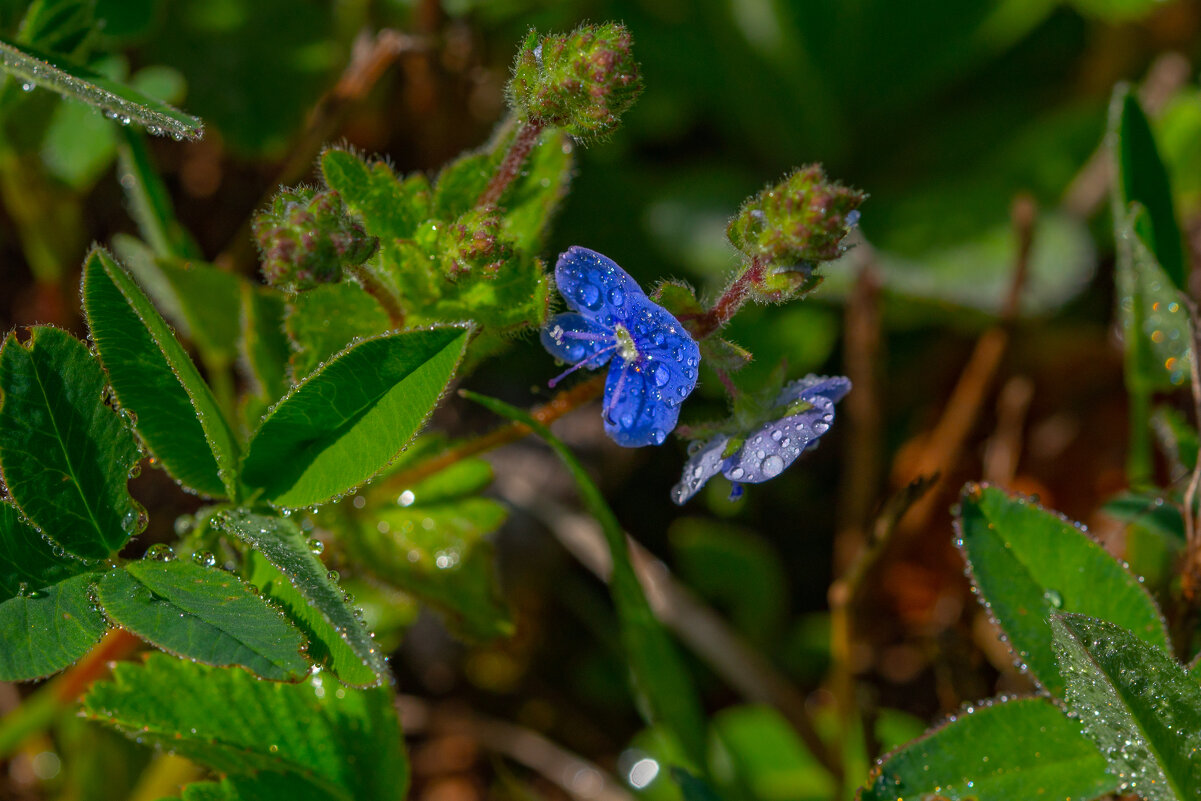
top-left (1115, 204), bottom-right (1192, 392)
top-left (241, 327), bottom-right (469, 508)
top-left (83, 653), bottom-right (406, 801)
top-left (17, 0), bottom-right (94, 53)
top-left (218, 509), bottom-right (388, 687)
top-left (94, 559), bottom-right (310, 681)
top-left (175, 773), bottom-right (341, 801)
top-left (116, 129), bottom-right (203, 260)
top-left (344, 474), bottom-right (512, 641)
top-left (0, 37), bottom-right (202, 140)
top-left (240, 284), bottom-right (291, 424)
top-left (433, 148), bottom-right (498, 222)
top-left (0, 326), bottom-right (141, 559)
top-left (1052, 613), bottom-right (1201, 801)
top-left (82, 247), bottom-right (241, 499)
top-left (320, 149), bottom-right (431, 241)
top-left (1112, 85), bottom-right (1185, 290)
top-left (0, 500), bottom-right (89, 600)
top-left (858, 697), bottom-right (1116, 801)
top-left (711, 705), bottom-right (834, 801)
top-left (463, 391), bottom-right (709, 769)
top-left (956, 483), bottom-right (1168, 697)
top-left (1153, 405), bottom-right (1200, 475)
top-left (0, 572), bottom-right (108, 681)
top-left (669, 519), bottom-right (786, 645)
top-left (283, 282), bottom-right (391, 381)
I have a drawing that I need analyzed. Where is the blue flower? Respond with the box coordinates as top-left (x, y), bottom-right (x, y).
top-left (541, 247), bottom-right (700, 447)
top-left (671, 374), bottom-right (850, 504)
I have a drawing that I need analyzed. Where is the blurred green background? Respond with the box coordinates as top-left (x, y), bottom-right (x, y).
top-left (3, 0), bottom-right (1201, 799)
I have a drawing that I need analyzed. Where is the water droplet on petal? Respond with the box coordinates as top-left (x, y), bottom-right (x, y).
top-left (761, 454), bottom-right (785, 478)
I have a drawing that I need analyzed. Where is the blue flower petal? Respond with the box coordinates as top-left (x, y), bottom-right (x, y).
top-left (540, 312), bottom-right (617, 367)
top-left (671, 435), bottom-right (730, 504)
top-left (555, 246), bottom-right (645, 327)
top-left (777, 374), bottom-right (852, 407)
top-left (625, 299), bottom-right (700, 411)
top-left (602, 358), bottom-right (686, 447)
top-left (722, 393), bottom-right (837, 484)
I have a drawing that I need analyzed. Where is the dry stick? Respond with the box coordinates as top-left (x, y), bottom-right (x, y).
top-left (495, 472), bottom-right (844, 782)
top-left (1178, 296), bottom-right (1201, 602)
top-left (1061, 52), bottom-right (1191, 219)
top-left (981, 375), bottom-right (1035, 487)
top-left (398, 695), bottom-right (634, 801)
top-left (217, 29), bottom-right (428, 274)
top-left (888, 194), bottom-right (1036, 545)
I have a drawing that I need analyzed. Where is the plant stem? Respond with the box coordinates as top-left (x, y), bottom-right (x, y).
top-left (478, 119), bottom-right (545, 208)
top-left (689, 256), bottom-right (766, 340)
top-left (385, 375), bottom-right (605, 492)
top-left (348, 264), bottom-right (406, 328)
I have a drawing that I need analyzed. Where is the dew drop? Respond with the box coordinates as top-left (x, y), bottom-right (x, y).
top-left (308, 538), bottom-right (325, 555)
top-left (580, 283), bottom-right (602, 309)
top-left (145, 544), bottom-right (176, 562)
top-left (191, 551), bottom-right (216, 568)
top-left (761, 454), bottom-right (785, 478)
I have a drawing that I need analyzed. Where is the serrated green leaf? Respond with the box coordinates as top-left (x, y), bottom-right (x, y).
top-left (858, 697), bottom-right (1115, 801)
top-left (320, 149), bottom-right (430, 241)
top-left (1115, 204), bottom-right (1192, 393)
top-left (0, 499), bottom-right (89, 600)
top-left (244, 550), bottom-right (372, 687)
top-left (1052, 613), bottom-right (1201, 801)
top-left (0, 326), bottom-right (140, 559)
top-left (0, 37), bottom-right (201, 140)
top-left (242, 327), bottom-right (469, 508)
top-left (956, 484), bottom-right (1168, 697)
top-left (345, 493), bottom-right (512, 641)
top-left (1113, 86), bottom-right (1185, 290)
top-left (433, 148), bottom-right (498, 222)
top-left (82, 247), bottom-right (241, 499)
top-left (0, 572), bottom-right (108, 681)
top-left (283, 282), bottom-right (391, 381)
top-left (219, 510), bottom-right (387, 687)
top-left (83, 653), bottom-right (405, 801)
top-left (463, 391), bottom-right (708, 768)
top-left (95, 560), bottom-right (310, 681)
top-left (111, 237), bottom-right (243, 369)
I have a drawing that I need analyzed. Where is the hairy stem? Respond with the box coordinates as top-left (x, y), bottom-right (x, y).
top-left (689, 256), bottom-right (766, 340)
top-left (348, 264), bottom-right (406, 328)
top-left (478, 119), bottom-right (545, 208)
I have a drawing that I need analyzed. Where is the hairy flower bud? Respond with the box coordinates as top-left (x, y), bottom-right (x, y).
top-left (252, 186), bottom-right (378, 292)
top-left (508, 22), bottom-right (642, 139)
top-left (728, 165), bottom-right (866, 267)
top-left (445, 207), bottom-right (513, 279)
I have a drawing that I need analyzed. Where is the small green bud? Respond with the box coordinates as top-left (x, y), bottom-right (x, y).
top-left (728, 165), bottom-right (865, 266)
top-left (444, 206), bottom-right (513, 279)
top-left (508, 22), bottom-right (642, 138)
top-left (252, 186), bottom-right (378, 292)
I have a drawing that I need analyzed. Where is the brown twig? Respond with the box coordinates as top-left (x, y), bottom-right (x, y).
top-left (385, 375), bottom-right (605, 492)
top-left (981, 375), bottom-right (1035, 487)
top-left (495, 472), bottom-right (844, 782)
top-left (218, 29), bottom-right (428, 273)
top-left (1061, 52), bottom-right (1191, 219)
top-left (890, 194), bottom-right (1036, 542)
top-left (398, 695), bottom-right (634, 801)
top-left (834, 262), bottom-right (883, 576)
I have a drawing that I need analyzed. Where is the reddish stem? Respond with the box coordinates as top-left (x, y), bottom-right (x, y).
top-left (689, 257), bottom-right (766, 340)
top-left (478, 119), bottom-right (545, 208)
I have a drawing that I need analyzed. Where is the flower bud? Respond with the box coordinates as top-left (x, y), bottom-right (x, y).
top-left (508, 22), bottom-right (642, 139)
top-left (728, 165), bottom-right (865, 266)
top-left (445, 207), bottom-right (513, 279)
top-left (252, 186), bottom-right (378, 292)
